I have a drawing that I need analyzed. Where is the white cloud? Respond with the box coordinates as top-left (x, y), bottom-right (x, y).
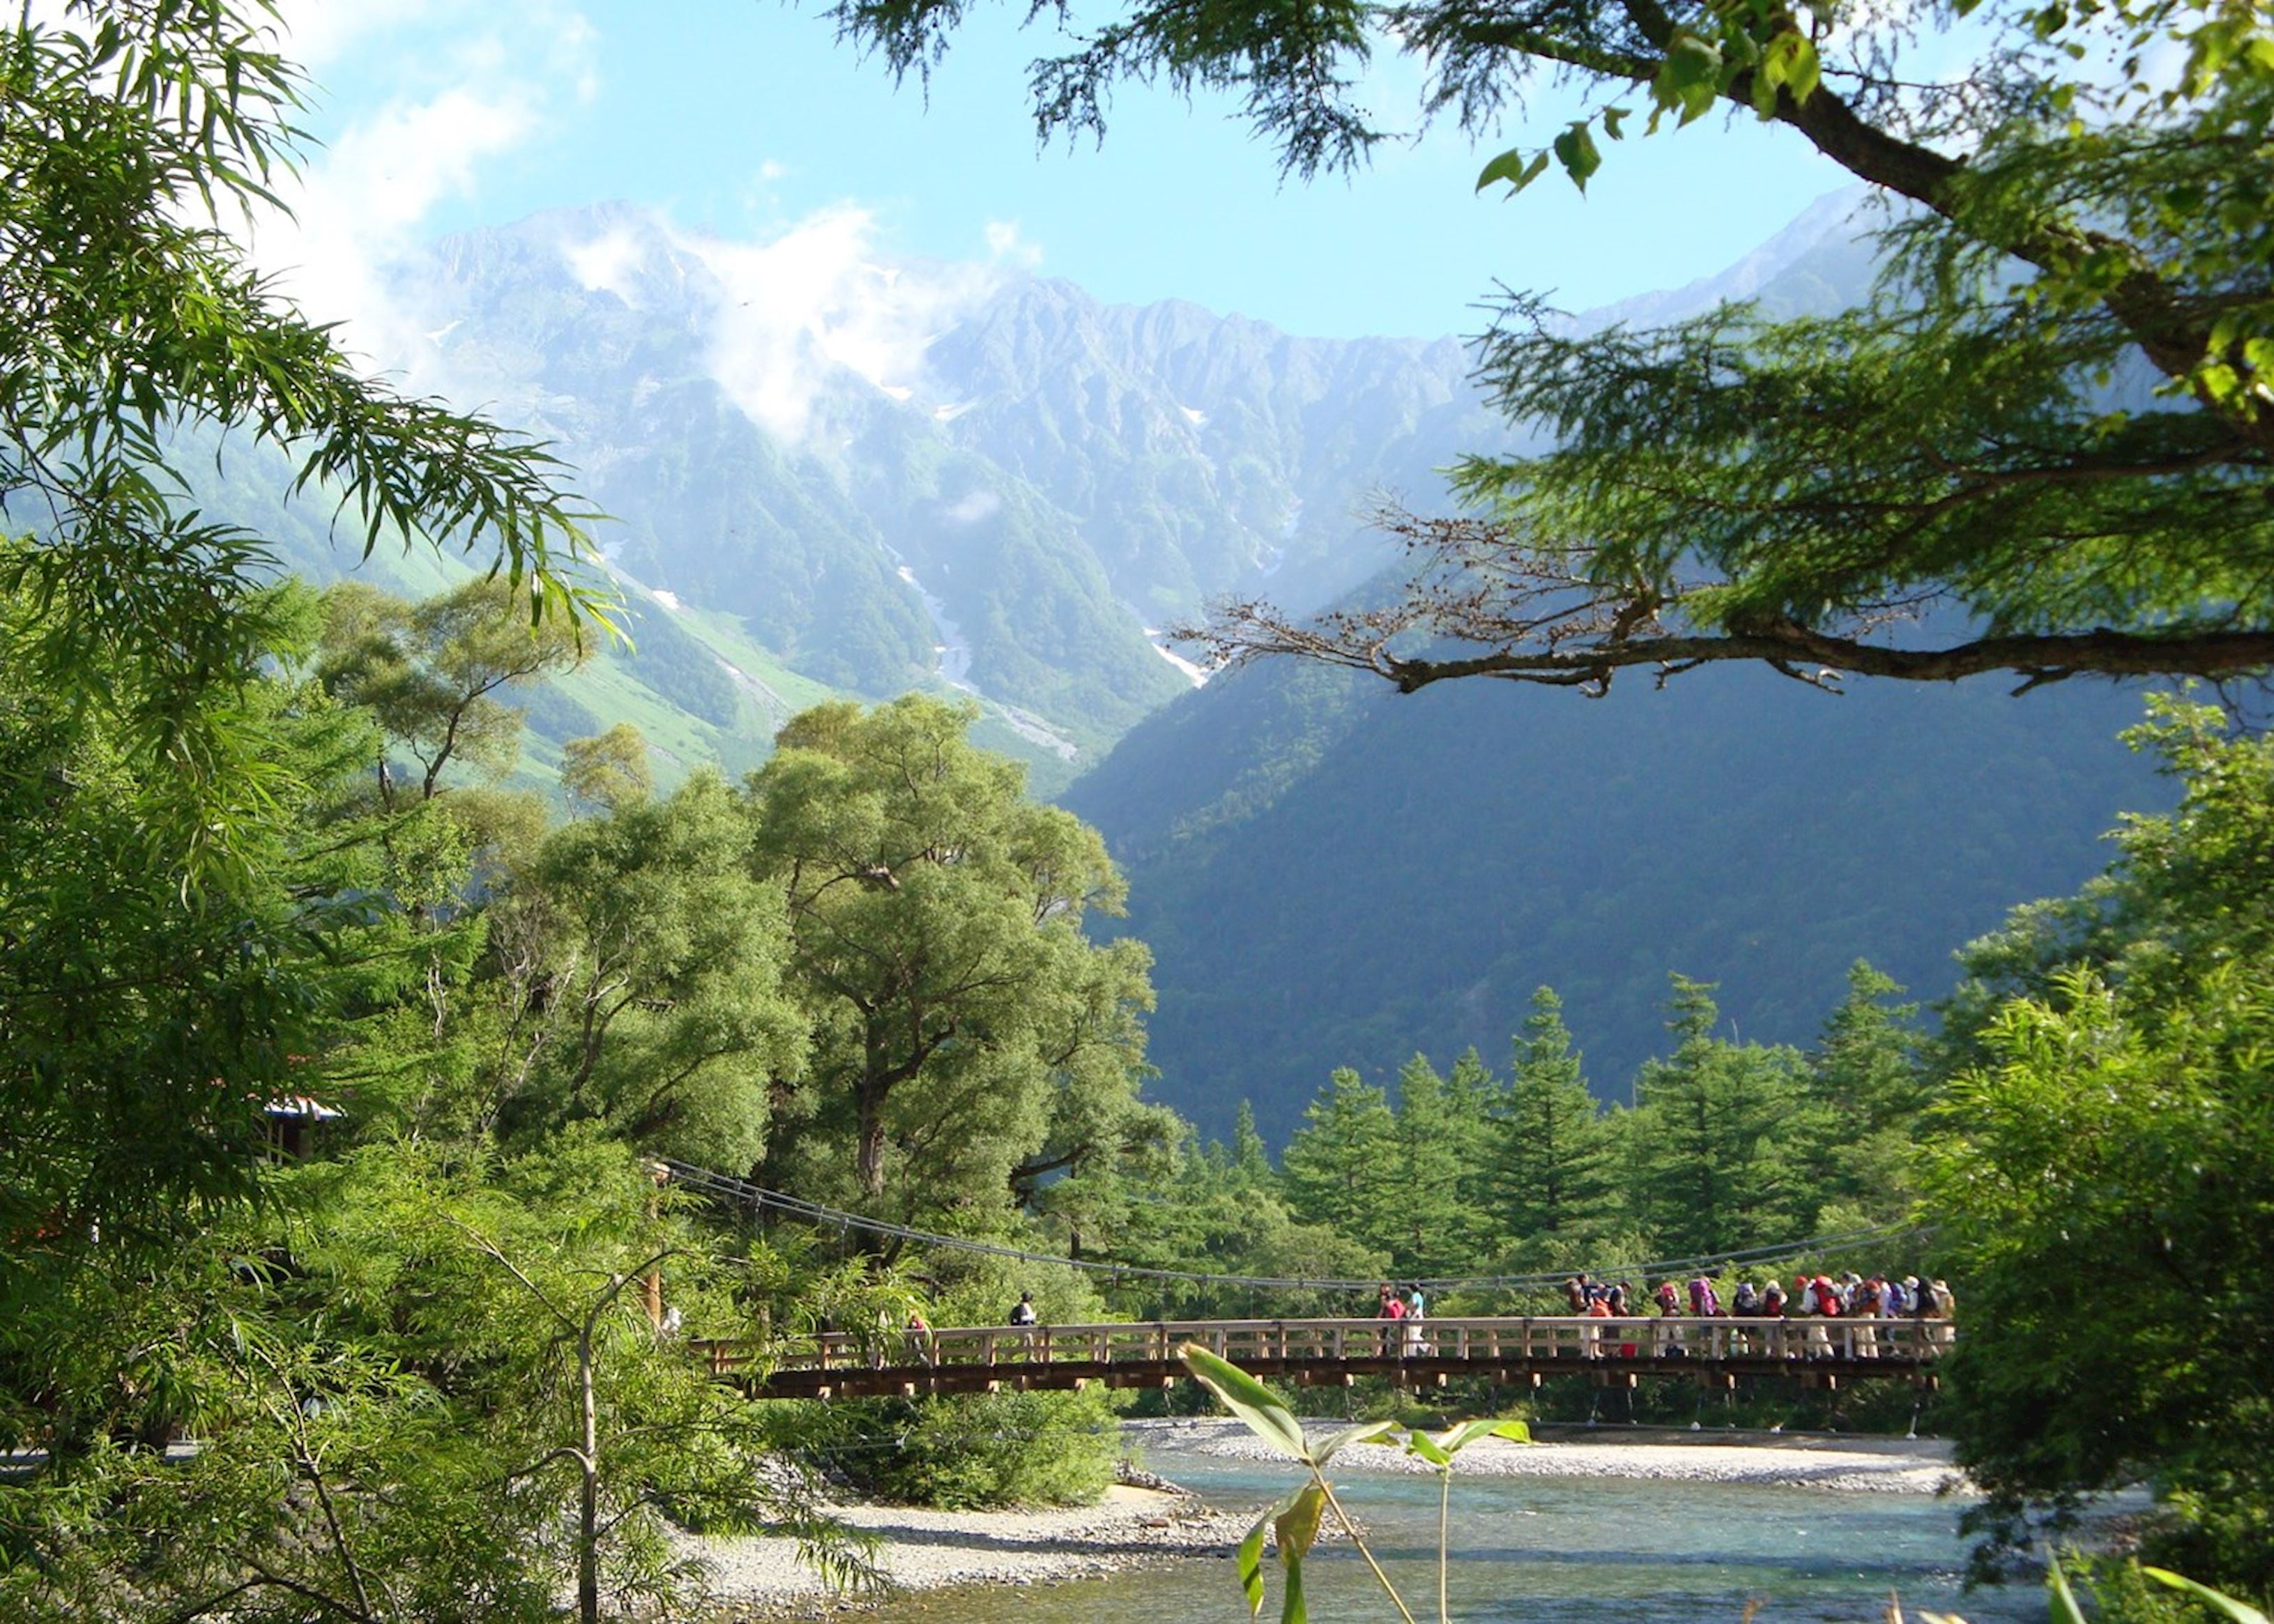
top-left (676, 207), bottom-right (1004, 443)
top-left (246, 3), bottom-right (597, 385)
top-left (254, 7), bottom-right (1008, 451)
top-left (984, 219), bottom-right (1044, 268)
top-left (944, 489), bottom-right (1002, 524)
top-left (564, 227), bottom-right (650, 305)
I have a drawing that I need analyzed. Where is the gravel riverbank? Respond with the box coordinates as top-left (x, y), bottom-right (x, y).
top-left (689, 1423), bottom-right (1966, 1618)
top-left (1124, 1417), bottom-right (1969, 1494)
top-left (690, 1483), bottom-right (1252, 1619)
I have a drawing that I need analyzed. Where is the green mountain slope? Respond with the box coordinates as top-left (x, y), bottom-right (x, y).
top-left (1062, 649), bottom-right (2168, 1143)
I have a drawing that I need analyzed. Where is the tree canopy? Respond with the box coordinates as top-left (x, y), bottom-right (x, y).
top-left (832, 0), bottom-right (2274, 694)
top-left (0, 0), bottom-right (604, 875)
top-left (746, 696), bottom-right (1163, 1224)
top-left (1928, 699), bottom-right (2274, 1593)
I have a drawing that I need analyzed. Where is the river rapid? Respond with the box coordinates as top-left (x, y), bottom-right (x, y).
top-left (846, 1437), bottom-right (2043, 1624)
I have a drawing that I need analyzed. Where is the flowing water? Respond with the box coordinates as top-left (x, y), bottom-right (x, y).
top-left (858, 1446), bottom-right (2047, 1624)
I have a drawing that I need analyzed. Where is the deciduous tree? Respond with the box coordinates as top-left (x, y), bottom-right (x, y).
top-left (745, 697), bottom-right (1156, 1227)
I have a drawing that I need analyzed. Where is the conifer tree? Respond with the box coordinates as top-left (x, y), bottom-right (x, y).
top-left (1389, 1054), bottom-right (1472, 1278)
top-left (1628, 976), bottom-right (1812, 1257)
top-left (1229, 1099), bottom-right (1274, 1186)
top-left (1281, 1067), bottom-right (1402, 1259)
top-left (1488, 988), bottom-right (1613, 1248)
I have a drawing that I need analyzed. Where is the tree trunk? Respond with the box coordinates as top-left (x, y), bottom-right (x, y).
top-left (579, 1325), bottom-right (600, 1624)
top-left (857, 1028), bottom-right (890, 1197)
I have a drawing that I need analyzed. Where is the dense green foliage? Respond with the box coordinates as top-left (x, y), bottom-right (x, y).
top-left (1928, 701), bottom-right (2274, 1596)
top-left (1176, 962), bottom-right (1932, 1301)
top-left (9, 3), bottom-right (2274, 1617)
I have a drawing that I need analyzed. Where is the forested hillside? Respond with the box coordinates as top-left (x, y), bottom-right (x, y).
top-left (1066, 649), bottom-right (2167, 1141)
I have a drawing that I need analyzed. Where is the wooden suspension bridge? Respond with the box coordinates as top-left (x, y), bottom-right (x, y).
top-left (696, 1315), bottom-right (1951, 1400)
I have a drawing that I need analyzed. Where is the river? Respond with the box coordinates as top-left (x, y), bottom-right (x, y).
top-left (848, 1442), bottom-right (2045, 1623)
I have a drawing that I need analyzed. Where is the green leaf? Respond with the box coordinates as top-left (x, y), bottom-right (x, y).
top-left (1475, 146), bottom-right (1528, 192)
top-left (1655, 30), bottom-right (1726, 123)
top-left (1601, 105), bottom-right (1627, 139)
top-left (2142, 1568), bottom-right (2271, 1624)
top-left (1274, 1481), bottom-right (1327, 1624)
top-left (1435, 1416), bottom-right (1532, 1455)
top-left (1780, 33), bottom-right (1822, 101)
top-left (2049, 1559), bottom-right (2088, 1624)
top-left (1180, 1342), bottom-right (1311, 1462)
top-left (1313, 1418), bottom-right (1401, 1464)
top-left (1408, 1430), bottom-right (1452, 1466)
top-left (1239, 1490), bottom-right (1302, 1617)
top-left (1476, 146), bottom-right (1551, 194)
top-left (1552, 123), bottom-right (1603, 192)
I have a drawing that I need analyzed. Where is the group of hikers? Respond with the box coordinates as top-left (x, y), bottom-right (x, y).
top-left (1353, 1271), bottom-right (1957, 1359)
top-left (1561, 1269), bottom-right (1953, 1322)
top-left (1552, 1269), bottom-right (1956, 1358)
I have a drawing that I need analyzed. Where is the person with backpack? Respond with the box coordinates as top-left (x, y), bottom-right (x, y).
top-left (1801, 1275), bottom-right (1837, 1358)
top-left (1852, 1276), bottom-right (1882, 1357)
top-left (1652, 1280), bottom-right (1686, 1357)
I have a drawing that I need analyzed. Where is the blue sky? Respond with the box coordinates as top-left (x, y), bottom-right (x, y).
top-left (277, 0), bottom-right (1856, 344)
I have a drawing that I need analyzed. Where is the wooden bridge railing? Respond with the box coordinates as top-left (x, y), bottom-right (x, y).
top-left (696, 1315), bottom-right (1953, 1393)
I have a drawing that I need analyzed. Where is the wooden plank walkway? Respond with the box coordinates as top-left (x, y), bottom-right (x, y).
top-left (696, 1315), bottom-right (1952, 1400)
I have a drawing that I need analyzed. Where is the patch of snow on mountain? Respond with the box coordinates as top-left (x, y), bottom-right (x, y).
top-left (1145, 631), bottom-right (1210, 688)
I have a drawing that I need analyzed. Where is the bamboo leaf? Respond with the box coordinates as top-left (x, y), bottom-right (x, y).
top-left (2142, 1568), bottom-right (2271, 1624)
top-left (1239, 1491), bottom-right (1302, 1617)
top-left (1407, 1430), bottom-right (1451, 1466)
top-left (1436, 1416), bottom-right (1532, 1455)
top-left (1275, 1481), bottom-right (1327, 1624)
top-left (1180, 1342), bottom-right (1311, 1462)
top-left (1314, 1418), bottom-right (1400, 1464)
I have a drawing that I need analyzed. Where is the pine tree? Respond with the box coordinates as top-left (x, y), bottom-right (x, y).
top-left (1229, 1100), bottom-right (1274, 1186)
top-left (1388, 1055), bottom-right (1472, 1278)
top-left (1281, 1068), bottom-right (1401, 1259)
top-left (1628, 976), bottom-right (1812, 1258)
top-left (1488, 988), bottom-right (1613, 1248)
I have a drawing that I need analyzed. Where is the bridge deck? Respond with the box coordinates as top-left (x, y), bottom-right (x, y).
top-left (698, 1315), bottom-right (1951, 1400)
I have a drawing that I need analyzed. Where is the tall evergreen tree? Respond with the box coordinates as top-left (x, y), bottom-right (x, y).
top-left (1798, 960), bottom-right (1930, 1224)
top-left (1229, 1100), bottom-right (1274, 1186)
top-left (1488, 988), bottom-right (1614, 1249)
top-left (1810, 960), bottom-right (1928, 1132)
top-left (1442, 1046), bottom-right (1505, 1257)
top-left (1281, 1067), bottom-right (1402, 1261)
top-left (1628, 976), bottom-right (1812, 1257)
top-left (1388, 1054), bottom-right (1474, 1277)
